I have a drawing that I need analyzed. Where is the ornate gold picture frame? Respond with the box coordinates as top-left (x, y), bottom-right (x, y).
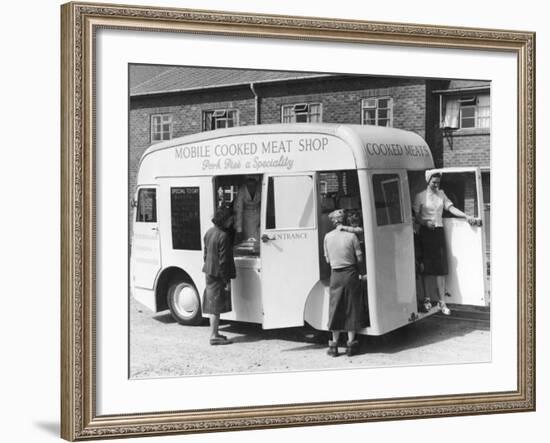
top-left (61, 1), bottom-right (535, 440)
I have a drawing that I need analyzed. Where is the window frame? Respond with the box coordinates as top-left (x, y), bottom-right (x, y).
top-left (135, 187), bottom-right (157, 223)
top-left (265, 174), bottom-right (317, 231)
top-left (170, 186), bottom-right (202, 251)
top-left (150, 113), bottom-right (173, 143)
top-left (361, 96), bottom-right (393, 127)
top-left (459, 104), bottom-right (477, 128)
top-left (202, 109), bottom-right (239, 131)
top-left (280, 103), bottom-right (323, 124)
top-left (319, 180), bottom-right (328, 196)
top-left (444, 93), bottom-right (490, 130)
top-left (371, 173), bottom-right (404, 227)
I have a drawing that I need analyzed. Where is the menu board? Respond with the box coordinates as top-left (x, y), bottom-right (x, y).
top-left (171, 187), bottom-right (201, 250)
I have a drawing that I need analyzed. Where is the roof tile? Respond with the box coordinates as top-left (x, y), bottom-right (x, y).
top-left (130, 66), bottom-right (330, 96)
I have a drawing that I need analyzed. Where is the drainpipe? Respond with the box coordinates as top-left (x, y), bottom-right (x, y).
top-left (439, 93), bottom-right (443, 127)
top-left (250, 82), bottom-right (259, 124)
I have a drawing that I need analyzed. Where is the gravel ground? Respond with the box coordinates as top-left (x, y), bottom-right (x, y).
top-left (129, 297), bottom-right (490, 379)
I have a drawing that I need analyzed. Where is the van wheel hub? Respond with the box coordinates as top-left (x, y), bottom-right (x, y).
top-left (171, 283), bottom-right (200, 320)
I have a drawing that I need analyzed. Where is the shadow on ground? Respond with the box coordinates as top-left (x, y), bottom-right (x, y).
top-left (211, 314), bottom-right (488, 356)
top-left (147, 306), bottom-right (489, 359)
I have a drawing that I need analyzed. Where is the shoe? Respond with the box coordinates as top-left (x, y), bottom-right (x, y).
top-left (423, 298), bottom-right (432, 312)
top-left (439, 302), bottom-right (451, 316)
top-left (345, 340), bottom-right (359, 357)
top-left (209, 336), bottom-right (232, 345)
top-left (327, 340), bottom-right (339, 357)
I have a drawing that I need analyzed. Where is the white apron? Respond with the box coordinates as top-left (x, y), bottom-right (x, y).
top-left (234, 186), bottom-right (261, 240)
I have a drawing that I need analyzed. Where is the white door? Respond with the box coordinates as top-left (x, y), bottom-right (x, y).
top-left (365, 170), bottom-right (417, 335)
top-left (132, 186), bottom-right (161, 289)
top-left (260, 174), bottom-right (319, 329)
top-left (433, 167), bottom-right (488, 306)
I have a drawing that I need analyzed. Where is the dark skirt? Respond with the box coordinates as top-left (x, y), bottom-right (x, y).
top-left (327, 266), bottom-right (369, 331)
top-left (419, 226), bottom-right (448, 275)
top-left (202, 275), bottom-right (232, 315)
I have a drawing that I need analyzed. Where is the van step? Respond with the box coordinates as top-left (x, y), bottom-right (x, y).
top-left (439, 304), bottom-right (490, 322)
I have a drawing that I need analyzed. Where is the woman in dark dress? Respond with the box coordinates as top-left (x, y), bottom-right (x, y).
top-left (202, 206), bottom-right (236, 345)
top-left (323, 209), bottom-right (368, 357)
top-left (413, 172), bottom-right (476, 315)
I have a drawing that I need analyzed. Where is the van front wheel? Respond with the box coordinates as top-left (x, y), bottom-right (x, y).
top-left (167, 279), bottom-right (203, 325)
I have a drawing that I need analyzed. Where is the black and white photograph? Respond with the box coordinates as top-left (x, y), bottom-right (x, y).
top-left (128, 65), bottom-right (492, 378)
top-left (53, 1), bottom-right (537, 441)
top-left (3, 0), bottom-right (546, 442)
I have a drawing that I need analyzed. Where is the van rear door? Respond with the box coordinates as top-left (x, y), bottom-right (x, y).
top-left (364, 170), bottom-right (417, 335)
top-left (434, 167), bottom-right (489, 306)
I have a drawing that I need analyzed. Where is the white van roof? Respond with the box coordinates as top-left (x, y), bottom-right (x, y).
top-left (138, 124), bottom-right (434, 181)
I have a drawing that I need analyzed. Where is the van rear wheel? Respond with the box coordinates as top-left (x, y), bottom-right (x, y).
top-left (167, 279), bottom-right (203, 325)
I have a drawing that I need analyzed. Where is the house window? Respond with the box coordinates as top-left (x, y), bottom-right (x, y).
top-left (442, 94), bottom-right (490, 129)
top-left (361, 97), bottom-right (393, 127)
top-left (150, 114), bottom-right (172, 142)
top-left (319, 180), bottom-right (328, 196)
top-left (202, 109), bottom-right (238, 131)
top-left (281, 103), bottom-right (322, 123)
top-left (216, 185), bottom-right (239, 207)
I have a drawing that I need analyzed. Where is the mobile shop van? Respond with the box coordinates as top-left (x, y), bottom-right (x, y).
top-left (131, 123), bottom-right (488, 336)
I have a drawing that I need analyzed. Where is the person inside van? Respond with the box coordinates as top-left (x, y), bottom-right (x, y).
top-left (324, 209), bottom-right (369, 357)
top-left (234, 176), bottom-right (261, 243)
top-left (338, 210), bottom-right (364, 235)
top-left (202, 206), bottom-right (236, 345)
top-left (413, 171), bottom-right (476, 315)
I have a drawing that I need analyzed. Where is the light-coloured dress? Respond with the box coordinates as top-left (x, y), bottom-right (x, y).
top-left (234, 185), bottom-right (261, 241)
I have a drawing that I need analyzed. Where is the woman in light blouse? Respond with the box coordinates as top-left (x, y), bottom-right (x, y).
top-left (324, 209), bottom-right (368, 357)
top-left (413, 171), bottom-right (476, 315)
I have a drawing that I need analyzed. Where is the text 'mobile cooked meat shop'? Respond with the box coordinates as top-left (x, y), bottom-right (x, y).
top-left (173, 136), bottom-right (430, 172)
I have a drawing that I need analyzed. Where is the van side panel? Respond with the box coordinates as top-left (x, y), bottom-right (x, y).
top-left (156, 176), bottom-right (214, 313)
top-left (133, 287), bottom-right (156, 312)
top-left (223, 258), bottom-right (263, 323)
top-left (303, 281), bottom-right (331, 331)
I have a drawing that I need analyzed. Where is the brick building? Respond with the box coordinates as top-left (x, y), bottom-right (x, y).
top-left (129, 66), bottom-right (490, 214)
top-left (130, 66), bottom-right (489, 186)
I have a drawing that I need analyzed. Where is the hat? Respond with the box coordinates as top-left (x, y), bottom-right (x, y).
top-left (328, 209), bottom-right (345, 225)
top-left (425, 170), bottom-right (442, 183)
